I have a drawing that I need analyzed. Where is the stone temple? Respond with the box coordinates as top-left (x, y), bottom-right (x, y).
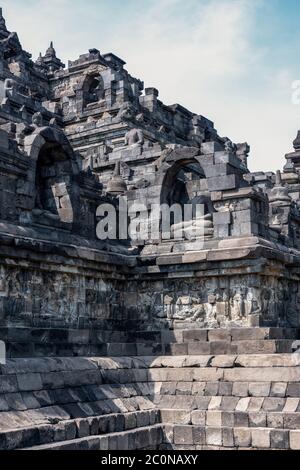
top-left (1, 8), bottom-right (300, 451)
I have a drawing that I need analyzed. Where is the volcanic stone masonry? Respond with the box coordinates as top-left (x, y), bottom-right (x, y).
top-left (1, 8), bottom-right (300, 450)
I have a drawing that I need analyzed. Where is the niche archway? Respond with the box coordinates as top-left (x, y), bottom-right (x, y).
top-left (159, 155), bottom-right (214, 240)
top-left (83, 74), bottom-right (105, 108)
top-left (34, 141), bottom-right (74, 223)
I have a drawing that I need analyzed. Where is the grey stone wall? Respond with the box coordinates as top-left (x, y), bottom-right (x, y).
top-left (0, 8), bottom-right (300, 338)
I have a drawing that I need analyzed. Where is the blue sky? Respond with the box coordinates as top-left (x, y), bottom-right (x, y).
top-left (2, 0), bottom-right (300, 172)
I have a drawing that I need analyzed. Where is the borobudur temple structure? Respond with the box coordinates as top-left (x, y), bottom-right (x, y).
top-left (0, 8), bottom-right (300, 451)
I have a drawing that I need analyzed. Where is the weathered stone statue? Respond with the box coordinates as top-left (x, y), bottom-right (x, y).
top-left (32, 111), bottom-right (43, 127)
top-left (124, 128), bottom-right (144, 147)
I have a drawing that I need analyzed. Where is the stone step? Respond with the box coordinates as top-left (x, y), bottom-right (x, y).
top-left (170, 425), bottom-right (300, 450)
top-left (161, 408), bottom-right (300, 429)
top-left (3, 403), bottom-right (300, 450)
top-left (2, 379), bottom-right (299, 415)
top-left (19, 423), bottom-right (300, 450)
top-left (155, 395), bottom-right (300, 412)
top-left (1, 394), bottom-right (300, 431)
top-left (5, 339), bottom-right (296, 358)
top-left (0, 410), bottom-right (160, 450)
top-left (100, 366), bottom-right (300, 384)
top-left (1, 327), bottom-right (298, 345)
top-left (2, 354), bottom-right (300, 374)
top-left (23, 424), bottom-right (164, 450)
top-left (2, 327), bottom-right (299, 358)
top-left (3, 363), bottom-right (300, 388)
top-left (1, 355), bottom-right (300, 450)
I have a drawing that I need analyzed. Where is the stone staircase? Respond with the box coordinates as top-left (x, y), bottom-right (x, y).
top-left (0, 327), bottom-right (300, 450)
top-left (1, 326), bottom-right (298, 358)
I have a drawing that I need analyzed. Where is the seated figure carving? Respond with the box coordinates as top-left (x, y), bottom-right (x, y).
top-left (124, 128), bottom-right (144, 147)
top-left (170, 194), bottom-right (214, 241)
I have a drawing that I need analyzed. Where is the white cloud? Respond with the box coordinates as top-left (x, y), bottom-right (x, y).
top-left (2, 0), bottom-right (299, 172)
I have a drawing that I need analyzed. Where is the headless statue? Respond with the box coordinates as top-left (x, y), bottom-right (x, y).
top-left (124, 128), bottom-right (144, 147)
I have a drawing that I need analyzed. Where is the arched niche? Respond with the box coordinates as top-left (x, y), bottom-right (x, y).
top-left (82, 73), bottom-right (105, 108)
top-left (156, 150), bottom-right (214, 240)
top-left (160, 159), bottom-right (206, 206)
top-left (35, 141), bottom-right (73, 222)
top-left (24, 127), bottom-right (79, 227)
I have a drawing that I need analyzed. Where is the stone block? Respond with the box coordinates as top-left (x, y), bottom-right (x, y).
top-left (107, 434), bottom-right (118, 450)
top-left (0, 376), bottom-right (18, 393)
top-left (53, 422), bottom-right (66, 442)
top-left (40, 372), bottom-right (65, 390)
top-left (206, 410), bottom-right (222, 427)
top-left (290, 430), bottom-right (300, 450)
top-left (183, 330), bottom-right (207, 342)
top-left (191, 410), bottom-right (206, 425)
top-left (213, 211), bottom-right (231, 226)
top-left (248, 412), bottom-right (266, 427)
top-left (267, 412), bottom-right (283, 429)
top-left (231, 328), bottom-right (268, 341)
top-left (163, 424), bottom-right (174, 444)
top-left (165, 343), bottom-right (188, 355)
top-left (136, 411), bottom-right (150, 427)
top-left (283, 413), bottom-right (300, 429)
top-left (221, 411), bottom-right (234, 427)
top-left (234, 411), bottom-right (249, 427)
top-left (270, 382), bottom-right (287, 398)
top-left (76, 419), bottom-right (90, 438)
top-left (2, 430), bottom-right (23, 450)
top-left (193, 426), bottom-right (206, 445)
top-left (38, 425), bottom-right (54, 445)
top-left (65, 421), bottom-right (77, 440)
top-left (206, 427), bottom-right (222, 446)
top-left (222, 428), bottom-right (234, 447)
top-left (161, 410), bottom-right (190, 424)
top-left (5, 393), bottom-right (26, 411)
top-left (218, 382), bottom-right (233, 396)
top-left (283, 398), bottom-right (299, 412)
top-left (207, 396), bottom-right (222, 410)
top-left (232, 382), bottom-right (249, 397)
top-left (0, 129), bottom-right (9, 149)
top-left (248, 397), bottom-right (264, 412)
top-left (210, 341), bottom-right (233, 355)
top-left (207, 174), bottom-right (239, 192)
top-left (251, 429), bottom-right (270, 449)
top-left (204, 382), bottom-right (219, 396)
top-left (208, 329), bottom-right (231, 341)
top-left (176, 381), bottom-right (193, 395)
top-left (192, 382), bottom-right (206, 396)
top-left (201, 142), bottom-right (222, 154)
top-left (17, 373), bottom-right (43, 392)
top-left (193, 368), bottom-right (223, 382)
top-left (270, 429), bottom-right (289, 449)
top-left (124, 413), bottom-right (137, 430)
top-left (173, 425), bottom-right (193, 445)
top-left (262, 397), bottom-right (285, 412)
top-left (117, 433), bottom-right (129, 450)
top-left (286, 383), bottom-right (300, 397)
top-left (99, 436), bottom-right (109, 450)
top-left (187, 342), bottom-right (210, 355)
top-left (234, 428), bottom-right (251, 447)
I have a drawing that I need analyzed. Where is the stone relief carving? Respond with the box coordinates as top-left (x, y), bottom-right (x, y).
top-left (136, 276), bottom-right (300, 329)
